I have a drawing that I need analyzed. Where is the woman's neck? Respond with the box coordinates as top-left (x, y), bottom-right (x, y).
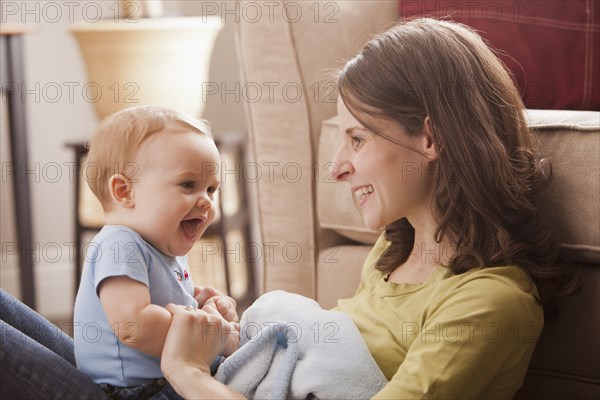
top-left (387, 213), bottom-right (455, 284)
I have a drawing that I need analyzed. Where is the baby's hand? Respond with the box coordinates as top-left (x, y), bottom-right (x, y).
top-left (194, 286), bottom-right (239, 323)
top-left (193, 286), bottom-right (240, 356)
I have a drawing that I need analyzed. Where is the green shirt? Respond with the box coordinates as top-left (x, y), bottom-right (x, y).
top-left (335, 234), bottom-right (543, 399)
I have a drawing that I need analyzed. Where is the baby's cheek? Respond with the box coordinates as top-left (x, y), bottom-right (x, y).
top-left (207, 207), bottom-right (217, 224)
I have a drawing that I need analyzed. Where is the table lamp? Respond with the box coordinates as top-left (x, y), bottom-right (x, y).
top-left (70, 16), bottom-right (223, 119)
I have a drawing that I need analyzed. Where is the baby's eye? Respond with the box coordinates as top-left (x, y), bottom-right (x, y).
top-left (207, 186), bottom-right (219, 194)
top-left (180, 181), bottom-right (195, 189)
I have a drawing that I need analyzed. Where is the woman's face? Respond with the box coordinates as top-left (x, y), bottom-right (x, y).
top-left (333, 97), bottom-right (435, 230)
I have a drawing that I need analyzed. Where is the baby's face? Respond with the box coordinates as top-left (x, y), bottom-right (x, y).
top-left (127, 129), bottom-right (220, 256)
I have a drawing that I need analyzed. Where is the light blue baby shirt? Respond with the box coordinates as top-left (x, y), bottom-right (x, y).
top-left (73, 225), bottom-right (198, 386)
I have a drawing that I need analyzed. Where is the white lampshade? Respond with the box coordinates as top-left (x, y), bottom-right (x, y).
top-left (70, 17), bottom-right (223, 119)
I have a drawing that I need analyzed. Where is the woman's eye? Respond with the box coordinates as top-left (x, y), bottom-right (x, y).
top-left (350, 136), bottom-right (364, 149)
top-left (181, 181), bottom-right (195, 189)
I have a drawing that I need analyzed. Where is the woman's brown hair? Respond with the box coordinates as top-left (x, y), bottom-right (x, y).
top-left (337, 18), bottom-right (577, 312)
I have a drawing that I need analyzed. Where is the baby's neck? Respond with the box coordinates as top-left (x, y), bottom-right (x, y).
top-left (104, 210), bottom-right (131, 227)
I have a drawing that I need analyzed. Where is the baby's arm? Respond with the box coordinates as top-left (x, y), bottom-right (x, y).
top-left (99, 276), bottom-right (171, 358)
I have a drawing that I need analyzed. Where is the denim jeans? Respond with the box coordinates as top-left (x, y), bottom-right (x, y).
top-left (99, 378), bottom-right (182, 400)
top-left (0, 289), bottom-right (107, 399)
top-left (0, 289), bottom-right (182, 400)
top-left (0, 289), bottom-right (181, 400)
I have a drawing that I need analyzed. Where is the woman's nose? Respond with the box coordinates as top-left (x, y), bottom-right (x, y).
top-left (332, 146), bottom-right (353, 182)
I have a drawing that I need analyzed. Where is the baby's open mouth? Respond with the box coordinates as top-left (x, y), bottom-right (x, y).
top-left (180, 217), bottom-right (205, 240)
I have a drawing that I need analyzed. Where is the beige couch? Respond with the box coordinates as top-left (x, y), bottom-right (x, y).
top-left (235, 1), bottom-right (600, 398)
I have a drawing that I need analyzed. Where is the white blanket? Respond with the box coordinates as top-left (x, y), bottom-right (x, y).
top-left (215, 291), bottom-right (387, 399)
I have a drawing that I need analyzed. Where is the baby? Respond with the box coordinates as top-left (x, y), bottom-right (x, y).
top-left (73, 106), bottom-right (238, 397)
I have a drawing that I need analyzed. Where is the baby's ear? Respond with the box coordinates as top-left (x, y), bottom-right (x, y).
top-left (108, 174), bottom-right (134, 208)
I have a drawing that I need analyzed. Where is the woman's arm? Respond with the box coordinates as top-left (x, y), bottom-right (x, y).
top-left (163, 359), bottom-right (244, 399)
top-left (161, 304), bottom-right (244, 399)
top-left (99, 276), bottom-right (171, 358)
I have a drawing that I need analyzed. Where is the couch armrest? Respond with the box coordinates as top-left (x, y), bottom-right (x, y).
top-left (235, 0), bottom-right (397, 297)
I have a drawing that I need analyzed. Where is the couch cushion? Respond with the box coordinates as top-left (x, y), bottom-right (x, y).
top-left (515, 265), bottom-right (600, 399)
top-left (527, 110), bottom-right (600, 264)
top-left (317, 110), bottom-right (600, 264)
top-left (316, 245), bottom-right (371, 309)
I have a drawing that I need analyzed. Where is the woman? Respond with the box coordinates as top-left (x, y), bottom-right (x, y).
top-left (1, 18), bottom-right (574, 399)
top-left (162, 18), bottom-right (575, 398)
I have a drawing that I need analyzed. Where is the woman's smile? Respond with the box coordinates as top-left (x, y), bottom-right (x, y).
top-left (353, 184), bottom-right (375, 206)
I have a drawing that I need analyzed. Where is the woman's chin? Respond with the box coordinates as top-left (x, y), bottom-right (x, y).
top-left (362, 216), bottom-right (385, 232)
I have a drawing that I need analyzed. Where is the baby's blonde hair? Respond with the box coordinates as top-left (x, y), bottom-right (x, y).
top-left (83, 105), bottom-right (211, 211)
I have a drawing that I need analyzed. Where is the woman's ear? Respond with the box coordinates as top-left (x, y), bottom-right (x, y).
top-left (421, 116), bottom-right (439, 161)
top-left (108, 174), bottom-right (134, 208)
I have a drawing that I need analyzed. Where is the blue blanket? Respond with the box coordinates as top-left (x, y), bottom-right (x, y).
top-left (215, 291), bottom-right (387, 399)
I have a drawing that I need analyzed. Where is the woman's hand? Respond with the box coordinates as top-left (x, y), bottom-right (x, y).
top-left (161, 304), bottom-right (244, 399)
top-left (194, 285), bottom-right (239, 323)
top-left (161, 304), bottom-right (239, 375)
